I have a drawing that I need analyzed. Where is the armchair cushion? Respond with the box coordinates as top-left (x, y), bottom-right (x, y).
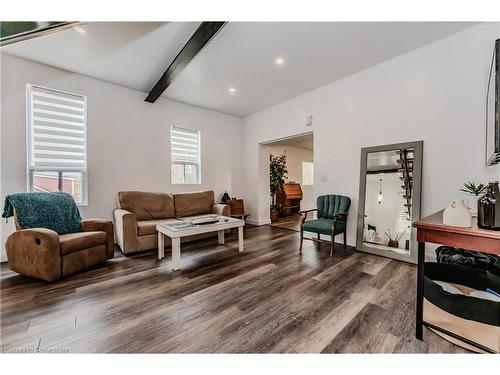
top-left (62, 245), bottom-right (107, 277)
top-left (317, 195), bottom-right (351, 220)
top-left (303, 218), bottom-right (346, 236)
top-left (59, 231), bottom-right (107, 255)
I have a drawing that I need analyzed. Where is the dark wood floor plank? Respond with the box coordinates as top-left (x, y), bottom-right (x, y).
top-left (321, 302), bottom-right (398, 353)
top-left (269, 214), bottom-right (302, 232)
top-left (285, 286), bottom-right (379, 353)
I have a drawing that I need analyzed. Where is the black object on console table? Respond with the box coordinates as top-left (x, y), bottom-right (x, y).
top-left (413, 210), bottom-right (500, 353)
top-left (478, 181), bottom-right (500, 230)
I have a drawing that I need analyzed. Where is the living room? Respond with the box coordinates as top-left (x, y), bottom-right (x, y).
top-left (1, 1), bottom-right (500, 373)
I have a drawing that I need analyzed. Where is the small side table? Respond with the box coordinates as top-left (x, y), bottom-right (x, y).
top-left (413, 210), bottom-right (500, 353)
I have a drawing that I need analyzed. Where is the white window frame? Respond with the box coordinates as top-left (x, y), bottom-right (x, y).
top-left (302, 160), bottom-right (314, 186)
top-left (26, 84), bottom-right (88, 205)
top-left (170, 126), bottom-right (201, 185)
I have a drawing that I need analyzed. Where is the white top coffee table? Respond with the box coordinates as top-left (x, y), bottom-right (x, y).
top-left (156, 215), bottom-right (245, 270)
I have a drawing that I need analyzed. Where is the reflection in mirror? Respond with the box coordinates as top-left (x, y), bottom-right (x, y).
top-left (363, 149), bottom-right (413, 254)
top-left (357, 141), bottom-right (422, 264)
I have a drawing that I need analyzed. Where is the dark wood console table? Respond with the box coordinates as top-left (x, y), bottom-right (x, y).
top-left (413, 210), bottom-right (500, 352)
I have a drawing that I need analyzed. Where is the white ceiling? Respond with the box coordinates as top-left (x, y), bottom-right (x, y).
top-left (1, 22), bottom-right (200, 94)
top-left (2, 22), bottom-right (477, 117)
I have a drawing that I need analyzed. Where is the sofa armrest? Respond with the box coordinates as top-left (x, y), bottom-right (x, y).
top-left (212, 203), bottom-right (230, 216)
top-left (81, 219), bottom-right (115, 259)
top-left (113, 208), bottom-right (137, 253)
top-left (6, 228), bottom-right (61, 281)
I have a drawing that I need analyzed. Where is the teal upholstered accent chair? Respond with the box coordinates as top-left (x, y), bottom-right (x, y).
top-left (300, 194), bottom-right (351, 256)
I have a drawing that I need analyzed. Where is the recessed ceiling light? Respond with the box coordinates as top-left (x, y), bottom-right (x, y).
top-left (228, 87), bottom-right (236, 93)
top-left (275, 57), bottom-right (285, 65)
top-left (74, 26), bottom-right (86, 35)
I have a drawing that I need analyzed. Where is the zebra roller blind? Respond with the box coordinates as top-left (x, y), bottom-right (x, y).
top-left (171, 127), bottom-right (200, 163)
top-left (27, 85), bottom-right (87, 171)
top-left (171, 126), bottom-right (201, 184)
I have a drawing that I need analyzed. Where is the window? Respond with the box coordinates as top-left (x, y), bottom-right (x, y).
top-left (302, 161), bottom-right (314, 186)
top-left (27, 84), bottom-right (87, 205)
top-left (171, 126), bottom-right (201, 184)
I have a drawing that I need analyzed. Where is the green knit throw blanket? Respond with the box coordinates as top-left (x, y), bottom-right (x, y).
top-left (2, 192), bottom-right (82, 234)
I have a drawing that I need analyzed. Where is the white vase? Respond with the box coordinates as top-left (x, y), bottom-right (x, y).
top-left (443, 200), bottom-right (472, 228)
top-left (463, 195), bottom-right (478, 217)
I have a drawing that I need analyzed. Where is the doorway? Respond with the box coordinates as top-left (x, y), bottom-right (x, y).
top-left (263, 133), bottom-right (314, 232)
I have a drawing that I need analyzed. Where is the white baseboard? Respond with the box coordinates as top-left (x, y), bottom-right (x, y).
top-left (246, 218), bottom-right (271, 226)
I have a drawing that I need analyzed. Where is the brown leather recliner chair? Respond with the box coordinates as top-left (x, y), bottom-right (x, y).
top-left (6, 213), bottom-right (115, 282)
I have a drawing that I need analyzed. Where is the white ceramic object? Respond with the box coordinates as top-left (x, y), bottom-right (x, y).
top-left (443, 200), bottom-right (472, 228)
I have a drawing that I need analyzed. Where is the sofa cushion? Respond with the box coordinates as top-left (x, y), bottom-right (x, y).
top-left (117, 191), bottom-right (175, 220)
top-left (60, 231), bottom-right (107, 255)
top-left (173, 190), bottom-right (214, 217)
top-left (137, 219), bottom-right (182, 236)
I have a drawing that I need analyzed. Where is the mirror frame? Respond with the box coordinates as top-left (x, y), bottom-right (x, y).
top-left (356, 140), bottom-right (423, 264)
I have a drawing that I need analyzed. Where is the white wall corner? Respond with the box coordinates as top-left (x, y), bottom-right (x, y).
top-left (246, 218), bottom-right (271, 226)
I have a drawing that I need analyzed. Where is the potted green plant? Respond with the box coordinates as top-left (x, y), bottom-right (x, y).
top-left (270, 154), bottom-right (288, 221)
top-left (459, 181), bottom-right (487, 217)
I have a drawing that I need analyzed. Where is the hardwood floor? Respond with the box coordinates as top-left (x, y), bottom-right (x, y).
top-left (269, 214), bottom-right (303, 232)
top-left (0, 225), bottom-right (468, 353)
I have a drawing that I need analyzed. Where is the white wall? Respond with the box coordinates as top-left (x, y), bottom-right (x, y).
top-left (0, 54), bottom-right (244, 261)
top-left (269, 145), bottom-right (314, 211)
top-left (243, 23), bottom-right (500, 254)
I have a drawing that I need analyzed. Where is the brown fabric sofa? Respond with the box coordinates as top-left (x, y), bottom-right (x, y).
top-left (114, 190), bottom-right (229, 254)
top-left (6, 214), bottom-right (114, 282)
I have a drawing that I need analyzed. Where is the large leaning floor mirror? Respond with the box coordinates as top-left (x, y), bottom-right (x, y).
top-left (357, 141), bottom-right (423, 263)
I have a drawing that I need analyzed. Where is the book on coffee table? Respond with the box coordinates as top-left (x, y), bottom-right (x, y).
top-left (185, 215), bottom-right (219, 225)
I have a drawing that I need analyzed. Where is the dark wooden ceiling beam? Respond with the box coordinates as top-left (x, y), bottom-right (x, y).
top-left (145, 21), bottom-right (226, 103)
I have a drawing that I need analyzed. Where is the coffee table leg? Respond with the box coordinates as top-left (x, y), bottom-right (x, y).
top-left (238, 226), bottom-right (244, 252)
top-left (158, 232), bottom-right (164, 260)
top-left (171, 237), bottom-right (181, 270)
top-left (218, 230), bottom-right (225, 245)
